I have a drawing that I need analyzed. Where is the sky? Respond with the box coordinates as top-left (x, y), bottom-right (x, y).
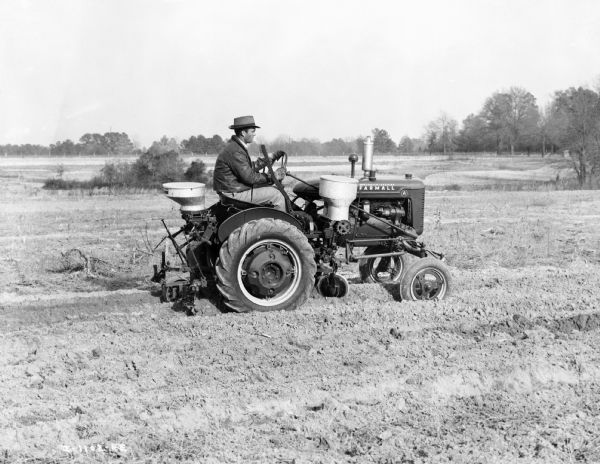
top-left (1, 0), bottom-right (599, 147)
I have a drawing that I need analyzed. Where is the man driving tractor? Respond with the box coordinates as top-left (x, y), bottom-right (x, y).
top-left (213, 115), bottom-right (287, 211)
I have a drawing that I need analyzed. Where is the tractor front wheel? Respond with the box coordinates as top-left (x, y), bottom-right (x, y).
top-left (359, 246), bottom-right (408, 284)
top-left (399, 257), bottom-right (451, 301)
top-left (215, 218), bottom-right (316, 312)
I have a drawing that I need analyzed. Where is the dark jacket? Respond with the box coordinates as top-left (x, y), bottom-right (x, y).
top-left (213, 136), bottom-right (271, 193)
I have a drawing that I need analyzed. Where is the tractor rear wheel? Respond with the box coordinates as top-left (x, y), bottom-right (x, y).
top-left (358, 246), bottom-right (408, 284)
top-left (215, 218), bottom-right (316, 312)
top-left (399, 257), bottom-right (451, 301)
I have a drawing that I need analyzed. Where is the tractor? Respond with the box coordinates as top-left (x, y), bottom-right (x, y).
top-left (152, 136), bottom-right (451, 313)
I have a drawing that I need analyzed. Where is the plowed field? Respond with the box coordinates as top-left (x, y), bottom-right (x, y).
top-left (1, 183), bottom-right (600, 463)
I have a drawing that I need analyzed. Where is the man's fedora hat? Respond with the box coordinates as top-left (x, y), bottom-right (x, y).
top-left (229, 115), bottom-right (260, 130)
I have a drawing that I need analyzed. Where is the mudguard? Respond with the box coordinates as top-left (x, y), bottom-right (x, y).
top-left (217, 207), bottom-right (302, 243)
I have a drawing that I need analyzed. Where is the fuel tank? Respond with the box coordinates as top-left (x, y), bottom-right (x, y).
top-left (293, 175), bottom-right (424, 202)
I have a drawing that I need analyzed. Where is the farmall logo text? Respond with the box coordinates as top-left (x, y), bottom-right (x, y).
top-left (359, 184), bottom-right (398, 191)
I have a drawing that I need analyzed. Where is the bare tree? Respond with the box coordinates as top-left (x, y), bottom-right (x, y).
top-left (481, 87), bottom-right (539, 155)
top-left (424, 113), bottom-right (458, 155)
top-left (537, 103), bottom-right (554, 157)
top-left (504, 87), bottom-right (540, 155)
top-left (398, 135), bottom-right (414, 154)
top-left (455, 113), bottom-right (492, 152)
top-left (549, 87), bottom-right (600, 186)
top-left (371, 128), bottom-right (397, 154)
top-left (481, 92), bottom-right (510, 154)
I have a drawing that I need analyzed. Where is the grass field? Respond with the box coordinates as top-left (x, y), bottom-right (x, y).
top-left (1, 155), bottom-right (599, 463)
top-left (0, 152), bottom-right (575, 190)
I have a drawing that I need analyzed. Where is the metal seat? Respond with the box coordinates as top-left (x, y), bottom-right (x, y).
top-left (218, 193), bottom-right (274, 210)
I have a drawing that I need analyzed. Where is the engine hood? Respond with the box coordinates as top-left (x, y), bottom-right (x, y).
top-left (293, 175), bottom-right (424, 201)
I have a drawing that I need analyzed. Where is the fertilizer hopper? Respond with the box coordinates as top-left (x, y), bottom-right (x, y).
top-left (319, 175), bottom-right (358, 221)
top-left (162, 182), bottom-right (206, 212)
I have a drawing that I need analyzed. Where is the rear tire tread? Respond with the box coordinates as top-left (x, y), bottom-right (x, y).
top-left (215, 218), bottom-right (316, 312)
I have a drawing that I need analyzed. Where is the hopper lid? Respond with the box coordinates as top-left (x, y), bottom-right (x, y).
top-left (163, 182), bottom-right (205, 190)
top-left (320, 175), bottom-right (358, 184)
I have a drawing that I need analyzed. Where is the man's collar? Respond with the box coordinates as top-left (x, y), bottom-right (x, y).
top-left (233, 135), bottom-right (247, 150)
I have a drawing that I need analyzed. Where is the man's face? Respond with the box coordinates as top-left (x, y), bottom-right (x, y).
top-left (242, 128), bottom-right (256, 144)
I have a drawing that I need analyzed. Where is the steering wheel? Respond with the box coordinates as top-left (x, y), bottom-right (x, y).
top-left (272, 150), bottom-right (288, 180)
top-left (274, 150), bottom-right (288, 169)
top-left (259, 145), bottom-right (293, 212)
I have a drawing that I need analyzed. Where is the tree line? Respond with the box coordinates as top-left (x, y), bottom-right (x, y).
top-left (44, 149), bottom-right (211, 191)
top-left (418, 85), bottom-right (600, 185)
top-left (423, 87), bottom-right (544, 156)
top-left (0, 132), bottom-right (229, 157)
top-left (6, 81), bottom-right (600, 185)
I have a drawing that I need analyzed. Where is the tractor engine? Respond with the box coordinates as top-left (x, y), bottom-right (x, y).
top-left (292, 171), bottom-right (425, 237)
top-left (353, 175), bottom-right (425, 235)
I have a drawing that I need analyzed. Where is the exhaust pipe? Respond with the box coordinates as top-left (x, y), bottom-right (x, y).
top-left (361, 136), bottom-right (376, 180)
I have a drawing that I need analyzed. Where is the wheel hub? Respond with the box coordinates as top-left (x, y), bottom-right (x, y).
top-left (243, 244), bottom-right (295, 298)
top-left (412, 269), bottom-right (445, 299)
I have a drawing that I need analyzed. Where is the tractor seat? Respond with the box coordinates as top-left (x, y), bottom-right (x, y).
top-left (218, 193), bottom-right (274, 210)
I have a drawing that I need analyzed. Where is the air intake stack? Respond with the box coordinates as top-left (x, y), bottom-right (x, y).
top-left (361, 136), bottom-right (376, 180)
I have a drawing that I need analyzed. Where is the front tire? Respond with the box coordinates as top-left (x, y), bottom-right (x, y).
top-left (359, 246), bottom-right (408, 284)
top-left (399, 257), bottom-right (451, 301)
top-left (215, 218), bottom-right (316, 312)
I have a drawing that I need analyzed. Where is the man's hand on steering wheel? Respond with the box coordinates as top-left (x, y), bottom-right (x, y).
top-left (258, 147), bottom-right (288, 183)
top-left (274, 166), bottom-right (287, 181)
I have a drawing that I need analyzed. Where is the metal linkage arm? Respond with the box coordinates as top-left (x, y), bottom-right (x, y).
top-left (260, 144), bottom-right (293, 213)
top-left (161, 219), bottom-right (186, 265)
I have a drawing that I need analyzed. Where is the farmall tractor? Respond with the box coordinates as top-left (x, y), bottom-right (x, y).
top-left (152, 137), bottom-right (451, 313)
